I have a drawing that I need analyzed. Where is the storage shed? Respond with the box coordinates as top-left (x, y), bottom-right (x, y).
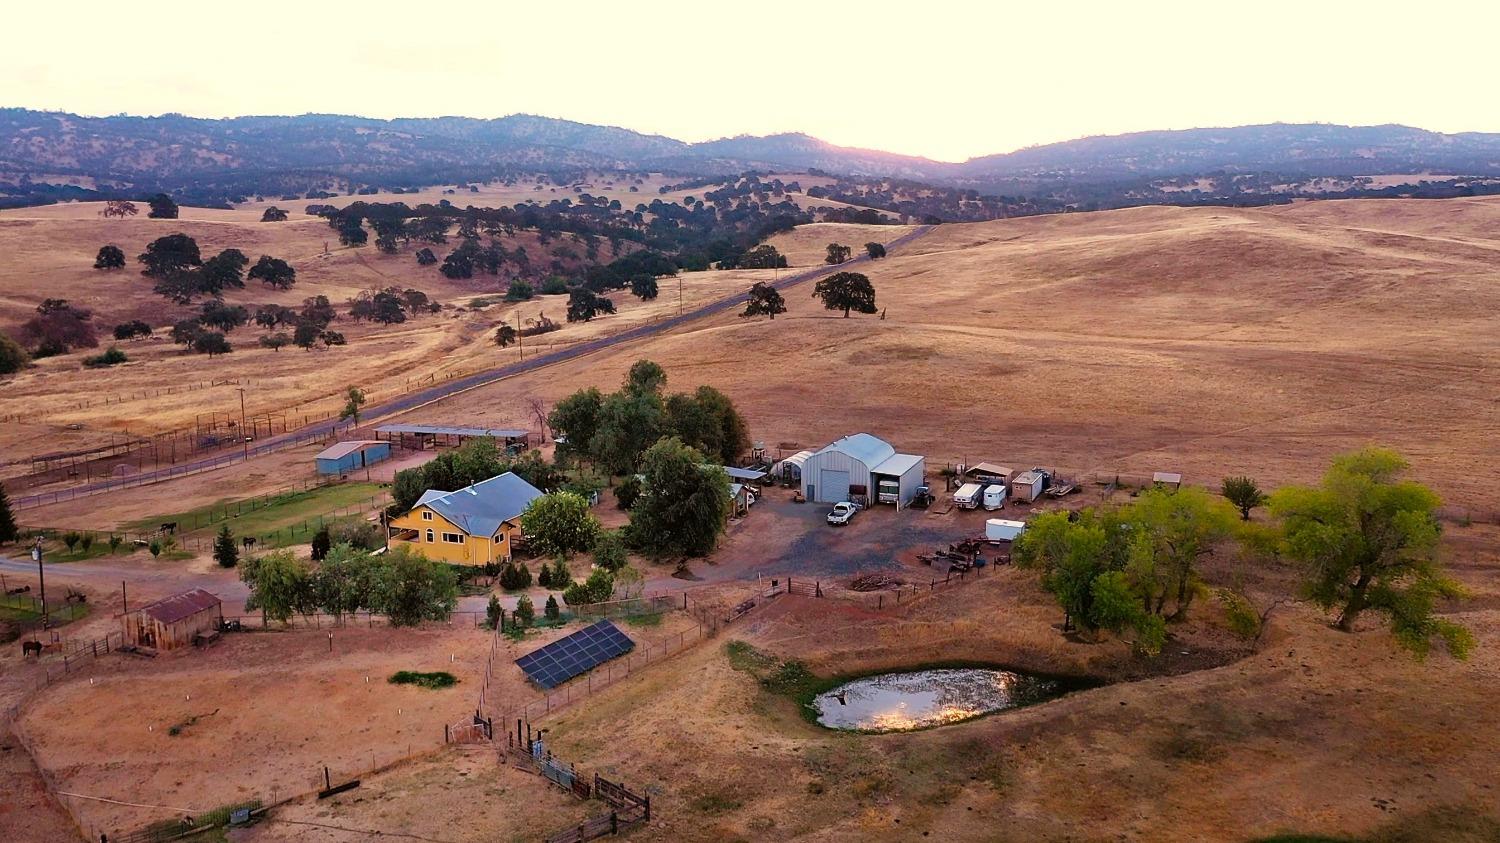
top-left (123, 588), bottom-right (223, 651)
top-left (1011, 470), bottom-right (1046, 503)
top-left (775, 450), bottom-right (814, 484)
top-left (801, 433), bottom-right (926, 508)
top-left (1152, 471), bottom-right (1183, 490)
top-left (315, 440), bottom-right (392, 475)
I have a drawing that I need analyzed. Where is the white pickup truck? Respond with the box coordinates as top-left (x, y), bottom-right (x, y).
top-left (827, 502), bottom-right (859, 526)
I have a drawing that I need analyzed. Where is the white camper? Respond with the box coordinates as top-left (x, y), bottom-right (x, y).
top-left (982, 483), bottom-right (1006, 511)
top-left (985, 519), bottom-right (1026, 542)
top-left (954, 482), bottom-right (984, 509)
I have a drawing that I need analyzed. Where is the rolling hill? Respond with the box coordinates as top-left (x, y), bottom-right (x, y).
top-left (8, 108), bottom-right (1500, 207)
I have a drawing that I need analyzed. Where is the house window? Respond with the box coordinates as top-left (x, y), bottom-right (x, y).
top-left (425, 529), bottom-right (435, 543)
top-left (442, 532), bottom-right (464, 544)
top-left (421, 511), bottom-right (433, 521)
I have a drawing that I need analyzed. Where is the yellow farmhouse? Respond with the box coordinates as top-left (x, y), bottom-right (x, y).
top-left (387, 472), bottom-right (544, 566)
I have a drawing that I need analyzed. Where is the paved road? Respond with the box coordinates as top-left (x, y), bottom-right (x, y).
top-left (16, 227), bottom-right (933, 509)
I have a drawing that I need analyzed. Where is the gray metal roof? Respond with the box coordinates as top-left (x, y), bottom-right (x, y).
top-left (315, 440), bottom-right (386, 461)
top-left (872, 453), bottom-right (924, 476)
top-left (415, 472), bottom-right (544, 537)
top-left (815, 433), bottom-right (895, 468)
top-left (376, 424), bottom-right (529, 439)
top-left (722, 466), bottom-right (768, 481)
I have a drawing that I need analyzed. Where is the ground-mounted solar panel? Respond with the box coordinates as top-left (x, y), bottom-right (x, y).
top-left (515, 620), bottom-right (636, 689)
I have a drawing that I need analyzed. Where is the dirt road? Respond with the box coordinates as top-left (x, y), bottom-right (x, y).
top-left (14, 226), bottom-right (933, 510)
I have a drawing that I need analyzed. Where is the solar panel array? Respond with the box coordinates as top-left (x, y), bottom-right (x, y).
top-left (515, 620), bottom-right (636, 689)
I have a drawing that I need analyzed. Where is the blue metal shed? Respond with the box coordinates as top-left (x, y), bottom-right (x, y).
top-left (315, 440), bottom-right (392, 475)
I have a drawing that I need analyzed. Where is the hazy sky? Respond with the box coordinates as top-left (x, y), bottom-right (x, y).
top-left (7, 0), bottom-right (1499, 161)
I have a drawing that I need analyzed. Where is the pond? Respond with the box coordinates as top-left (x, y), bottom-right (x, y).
top-left (812, 668), bottom-right (1065, 732)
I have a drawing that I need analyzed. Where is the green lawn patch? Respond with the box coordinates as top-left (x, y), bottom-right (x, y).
top-left (388, 670), bottom-right (458, 690)
top-left (622, 610), bottom-right (664, 627)
top-left (126, 482), bottom-right (384, 548)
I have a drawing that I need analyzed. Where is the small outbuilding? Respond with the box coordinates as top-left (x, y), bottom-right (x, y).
top-left (1152, 471), bottom-right (1183, 490)
top-left (315, 440), bottom-right (392, 475)
top-left (123, 588), bottom-right (224, 651)
top-left (966, 462), bottom-right (1014, 485)
top-left (801, 433), bottom-right (926, 508)
top-left (1011, 470), bottom-right (1046, 503)
top-left (774, 450), bottom-right (814, 484)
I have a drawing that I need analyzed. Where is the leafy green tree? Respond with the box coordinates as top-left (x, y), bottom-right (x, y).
top-left (300, 295), bottom-right (337, 328)
top-left (544, 594), bottom-right (560, 621)
top-left (147, 193), bottom-right (179, 219)
top-left (0, 333), bottom-right (30, 375)
top-left (149, 540), bottom-right (162, 558)
top-left (591, 388), bottom-right (666, 474)
top-left (249, 255), bottom-right (297, 289)
top-left (741, 282), bottom-right (786, 320)
top-left (1270, 448), bottom-right (1471, 657)
top-left (242, 550), bottom-right (312, 625)
top-left (212, 524), bottom-right (239, 568)
top-left (340, 386), bottom-right (367, 426)
top-left (199, 249), bottom-right (249, 296)
top-left (138, 233), bottom-right (201, 277)
top-left (312, 544), bottom-right (378, 622)
top-left (199, 301), bottom-right (249, 333)
top-left (548, 388), bottom-right (604, 463)
top-left (592, 530), bottom-right (629, 572)
top-left (261, 207), bottom-right (288, 222)
top-left (733, 244), bottom-right (787, 269)
top-left (625, 359), bottom-right (667, 396)
top-left (864, 242), bottom-right (887, 259)
top-left (0, 483), bottom-right (18, 543)
top-left (293, 322), bottom-right (320, 350)
top-left (824, 243), bottom-right (852, 265)
top-left (630, 274), bottom-right (659, 300)
top-left (514, 594), bottom-right (535, 627)
top-left (1123, 487), bottom-right (1238, 620)
top-left (370, 546), bottom-right (458, 626)
top-left (627, 437), bottom-right (730, 558)
top-left (812, 272), bottom-right (877, 317)
top-left (1221, 476), bottom-right (1267, 521)
top-left (415, 247), bottom-right (438, 266)
top-left (494, 325), bottom-right (518, 348)
top-left (259, 333), bottom-right (291, 351)
top-left (665, 385), bottom-right (750, 466)
top-left (520, 492), bottom-right (600, 558)
top-left (94, 245), bottom-right (126, 270)
top-left (192, 331), bottom-right (232, 356)
top-left (113, 320), bottom-right (152, 340)
top-left (566, 289), bottom-right (615, 322)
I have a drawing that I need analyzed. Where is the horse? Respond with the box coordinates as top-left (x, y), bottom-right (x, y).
top-left (160, 522), bottom-right (178, 535)
top-left (241, 536), bottom-right (257, 551)
top-left (21, 640), bottom-right (43, 659)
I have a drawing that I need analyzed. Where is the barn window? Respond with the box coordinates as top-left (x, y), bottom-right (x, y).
top-left (422, 511), bottom-right (433, 521)
top-left (442, 532), bottom-right (464, 544)
top-left (425, 529), bottom-right (435, 543)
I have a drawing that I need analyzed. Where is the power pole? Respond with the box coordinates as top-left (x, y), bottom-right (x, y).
top-left (237, 388), bottom-right (250, 462)
top-left (31, 537), bottom-right (46, 628)
top-left (678, 275), bottom-right (683, 316)
top-left (516, 310), bottom-right (524, 362)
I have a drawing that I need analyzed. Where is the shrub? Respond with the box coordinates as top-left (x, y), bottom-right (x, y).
top-left (562, 567), bottom-right (614, 605)
top-left (108, 535), bottom-right (123, 553)
top-left (82, 346), bottom-right (129, 368)
top-left (615, 475), bottom-right (642, 510)
top-left (499, 561), bottom-right (533, 590)
top-left (79, 534), bottom-right (94, 551)
top-left (63, 532), bottom-right (81, 552)
top-left (514, 594), bottom-right (535, 627)
top-left (388, 670), bottom-right (458, 689)
top-left (149, 539), bottom-right (162, 558)
top-left (486, 594), bottom-right (502, 629)
top-left (544, 594), bottom-right (560, 621)
top-left (505, 279), bottom-right (535, 301)
top-left (310, 526), bottom-right (331, 561)
top-left (539, 276), bottom-right (570, 295)
top-left (592, 531), bottom-right (628, 572)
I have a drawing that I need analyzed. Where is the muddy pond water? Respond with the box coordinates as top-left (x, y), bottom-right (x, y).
top-left (812, 668), bottom-right (1065, 732)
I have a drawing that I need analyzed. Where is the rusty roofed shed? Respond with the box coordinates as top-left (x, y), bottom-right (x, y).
top-left (123, 588), bottom-right (223, 651)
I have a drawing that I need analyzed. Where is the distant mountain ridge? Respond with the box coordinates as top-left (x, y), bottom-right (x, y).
top-left (5, 108), bottom-right (1500, 203)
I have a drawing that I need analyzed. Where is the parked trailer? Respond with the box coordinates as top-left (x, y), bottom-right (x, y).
top-left (986, 519), bottom-right (1026, 542)
top-left (954, 482), bottom-right (984, 510)
top-left (982, 483), bottom-right (1006, 511)
top-left (1010, 471), bottom-right (1045, 502)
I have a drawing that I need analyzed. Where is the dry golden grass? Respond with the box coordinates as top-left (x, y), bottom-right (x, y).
top-left (400, 198), bottom-right (1500, 512)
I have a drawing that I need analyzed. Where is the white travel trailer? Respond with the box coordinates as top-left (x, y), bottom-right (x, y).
top-left (982, 484), bottom-right (1006, 511)
top-left (954, 482), bottom-right (984, 509)
top-left (985, 519), bottom-right (1026, 542)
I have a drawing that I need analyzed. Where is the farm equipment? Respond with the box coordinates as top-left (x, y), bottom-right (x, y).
top-left (908, 486), bottom-right (935, 509)
top-left (919, 539), bottom-right (988, 573)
